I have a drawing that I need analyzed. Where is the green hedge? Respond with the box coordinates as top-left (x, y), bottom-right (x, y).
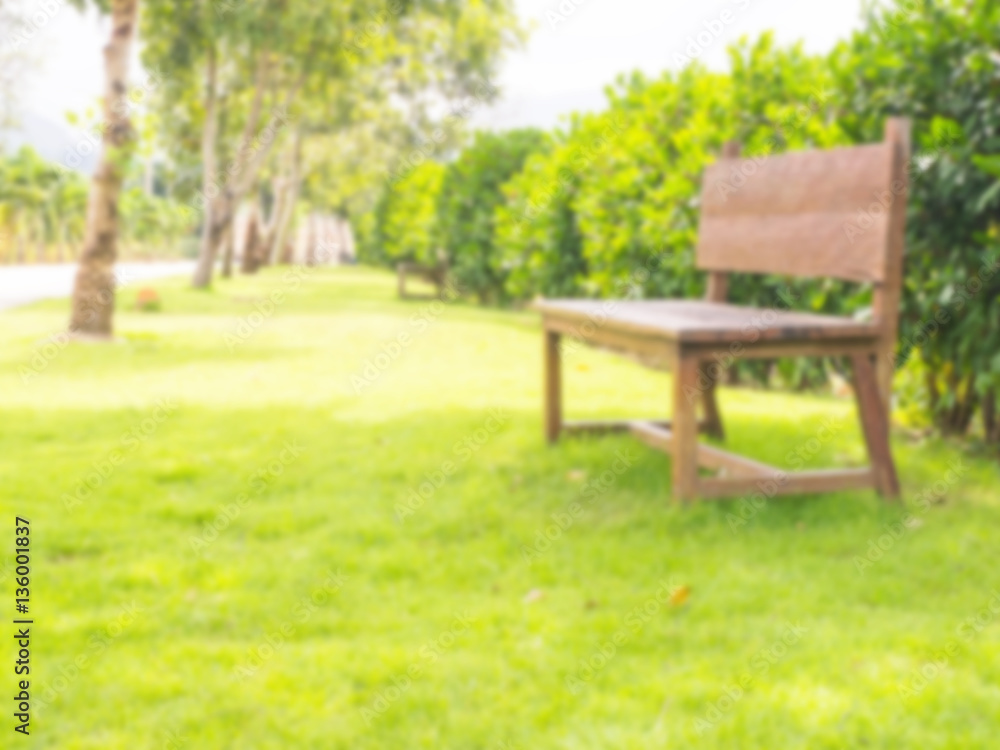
top-left (357, 0), bottom-right (1000, 442)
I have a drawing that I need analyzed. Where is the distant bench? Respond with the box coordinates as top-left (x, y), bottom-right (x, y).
top-left (397, 262), bottom-right (449, 300)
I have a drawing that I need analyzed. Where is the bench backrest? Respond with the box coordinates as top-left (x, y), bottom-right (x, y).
top-left (696, 119), bottom-right (911, 408)
top-left (696, 119), bottom-right (910, 286)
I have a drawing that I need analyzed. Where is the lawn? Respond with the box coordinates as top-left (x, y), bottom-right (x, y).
top-left (0, 265), bottom-right (998, 749)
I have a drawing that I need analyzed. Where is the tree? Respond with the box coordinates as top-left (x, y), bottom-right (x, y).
top-left (136, 0), bottom-right (523, 287)
top-left (68, 0), bottom-right (140, 335)
top-left (370, 161), bottom-right (445, 267)
top-left (437, 128), bottom-right (549, 304)
top-left (832, 0), bottom-right (1000, 441)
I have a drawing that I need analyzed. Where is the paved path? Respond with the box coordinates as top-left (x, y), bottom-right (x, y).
top-left (0, 261), bottom-right (196, 311)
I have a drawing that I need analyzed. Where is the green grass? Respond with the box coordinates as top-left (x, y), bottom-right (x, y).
top-left (0, 266), bottom-right (998, 749)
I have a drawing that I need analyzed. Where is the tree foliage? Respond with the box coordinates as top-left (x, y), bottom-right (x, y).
top-left (0, 147), bottom-right (195, 262)
top-left (358, 9), bottom-right (1000, 442)
top-left (832, 0), bottom-right (1000, 438)
top-left (436, 128), bottom-right (549, 302)
top-left (370, 161), bottom-right (446, 266)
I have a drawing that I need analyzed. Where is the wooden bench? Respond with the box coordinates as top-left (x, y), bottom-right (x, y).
top-left (397, 261), bottom-right (449, 300)
top-left (536, 119), bottom-right (911, 502)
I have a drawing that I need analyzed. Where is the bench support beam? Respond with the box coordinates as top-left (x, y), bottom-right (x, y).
top-left (543, 330), bottom-right (900, 503)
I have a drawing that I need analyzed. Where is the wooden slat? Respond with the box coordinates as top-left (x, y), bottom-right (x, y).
top-left (701, 143), bottom-right (891, 217)
top-left (697, 468), bottom-right (875, 500)
top-left (544, 331), bottom-right (561, 444)
top-left (628, 421), bottom-right (776, 478)
top-left (538, 301), bottom-right (881, 345)
top-left (698, 361), bottom-right (725, 441)
top-left (701, 155), bottom-right (731, 441)
top-left (629, 420), bottom-right (673, 452)
top-left (697, 141), bottom-right (896, 283)
top-left (851, 353), bottom-right (900, 500)
top-left (873, 118), bottom-right (911, 412)
top-left (564, 419), bottom-right (673, 435)
top-left (671, 354), bottom-right (701, 503)
top-left (697, 443), bottom-right (776, 478)
top-left (684, 340), bottom-right (879, 361)
top-left (697, 212), bottom-right (888, 283)
top-left (542, 313), bottom-right (675, 359)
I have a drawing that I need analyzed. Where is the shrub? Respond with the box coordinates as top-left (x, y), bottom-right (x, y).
top-left (376, 162), bottom-right (446, 267)
top-left (436, 128), bottom-right (550, 304)
top-left (832, 0), bottom-right (1000, 441)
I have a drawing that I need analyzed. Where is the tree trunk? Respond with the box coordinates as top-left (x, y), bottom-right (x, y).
top-left (982, 388), bottom-right (999, 445)
top-left (68, 0), bottom-right (138, 335)
top-left (56, 221), bottom-right (67, 262)
top-left (257, 177), bottom-right (285, 268)
top-left (936, 369), bottom-right (978, 436)
top-left (191, 43), bottom-right (219, 289)
top-left (220, 214), bottom-right (236, 278)
top-left (241, 208), bottom-right (263, 274)
top-left (268, 129), bottom-right (303, 265)
top-left (192, 51), bottom-right (294, 287)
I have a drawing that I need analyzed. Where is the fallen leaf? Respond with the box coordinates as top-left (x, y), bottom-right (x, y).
top-left (669, 585), bottom-right (691, 607)
top-left (523, 588), bottom-right (545, 604)
top-left (584, 599), bottom-right (599, 610)
top-left (566, 469), bottom-right (587, 482)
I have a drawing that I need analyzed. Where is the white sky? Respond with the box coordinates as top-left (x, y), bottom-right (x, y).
top-left (483, 0), bottom-right (867, 129)
top-left (18, 0), bottom-right (867, 142)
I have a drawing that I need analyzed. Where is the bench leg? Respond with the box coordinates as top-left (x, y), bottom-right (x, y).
top-left (699, 362), bottom-right (725, 441)
top-left (544, 330), bottom-right (562, 444)
top-left (851, 353), bottom-right (900, 500)
top-left (673, 351), bottom-right (701, 503)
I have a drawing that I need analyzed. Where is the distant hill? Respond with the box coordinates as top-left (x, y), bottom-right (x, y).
top-left (1, 110), bottom-right (98, 175)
